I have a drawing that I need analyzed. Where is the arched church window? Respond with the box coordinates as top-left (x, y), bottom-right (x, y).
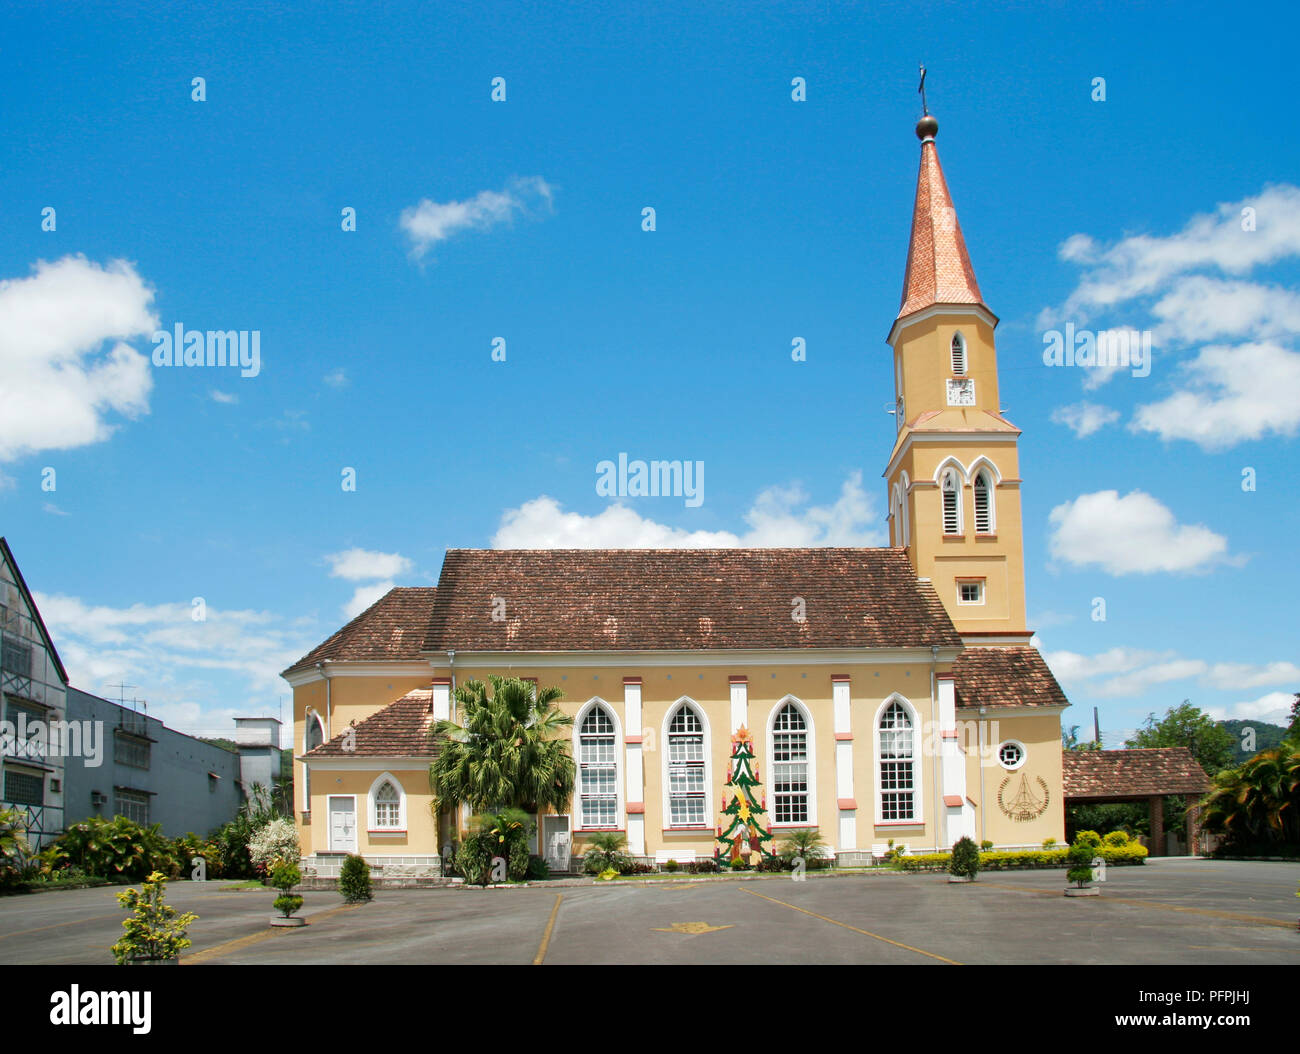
top-left (579, 705), bottom-right (618, 828)
top-left (771, 703), bottom-right (809, 825)
top-left (878, 701), bottom-right (916, 822)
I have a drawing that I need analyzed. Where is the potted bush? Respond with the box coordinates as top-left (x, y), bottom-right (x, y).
top-left (1064, 840), bottom-right (1099, 897)
top-left (270, 858), bottom-right (306, 925)
top-left (948, 836), bottom-right (981, 883)
top-left (339, 853), bottom-right (372, 903)
top-left (112, 871), bottom-right (198, 964)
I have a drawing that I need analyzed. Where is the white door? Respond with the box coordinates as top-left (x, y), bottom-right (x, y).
top-left (329, 796), bottom-right (357, 852)
top-left (543, 815), bottom-right (570, 872)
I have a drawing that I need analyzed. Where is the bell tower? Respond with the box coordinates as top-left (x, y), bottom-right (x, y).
top-left (884, 104), bottom-right (1030, 642)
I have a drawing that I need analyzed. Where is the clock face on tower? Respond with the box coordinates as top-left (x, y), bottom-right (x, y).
top-left (946, 377), bottom-right (975, 406)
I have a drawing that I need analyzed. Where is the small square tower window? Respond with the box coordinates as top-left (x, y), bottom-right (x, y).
top-left (957, 580), bottom-right (984, 605)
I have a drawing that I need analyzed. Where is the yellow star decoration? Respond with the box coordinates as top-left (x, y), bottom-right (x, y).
top-left (737, 800), bottom-right (751, 823)
top-left (652, 921), bottom-right (734, 935)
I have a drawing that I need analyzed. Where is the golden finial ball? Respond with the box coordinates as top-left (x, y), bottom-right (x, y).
top-left (916, 114), bottom-right (938, 140)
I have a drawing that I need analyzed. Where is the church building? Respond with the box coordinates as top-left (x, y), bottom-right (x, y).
top-left (284, 108), bottom-right (1070, 877)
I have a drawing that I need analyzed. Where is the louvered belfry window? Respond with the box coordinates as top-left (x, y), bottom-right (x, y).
top-left (974, 472), bottom-right (992, 533)
top-left (951, 332), bottom-right (967, 375)
top-left (942, 472), bottom-right (961, 534)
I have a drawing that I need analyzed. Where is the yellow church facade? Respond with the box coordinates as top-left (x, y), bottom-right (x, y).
top-left (283, 109), bottom-right (1070, 877)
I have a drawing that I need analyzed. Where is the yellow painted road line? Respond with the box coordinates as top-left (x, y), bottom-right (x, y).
top-left (533, 893), bottom-right (563, 965)
top-left (978, 882), bottom-right (1296, 928)
top-left (739, 886), bottom-right (961, 964)
top-left (183, 903), bottom-right (356, 964)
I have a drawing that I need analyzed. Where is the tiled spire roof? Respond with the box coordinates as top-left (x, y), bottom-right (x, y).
top-left (897, 116), bottom-right (986, 321)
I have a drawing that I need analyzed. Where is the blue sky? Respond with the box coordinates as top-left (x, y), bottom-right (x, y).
top-left (0, 1), bottom-right (1296, 745)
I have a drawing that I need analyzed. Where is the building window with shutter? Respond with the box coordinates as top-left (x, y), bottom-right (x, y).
top-left (941, 469), bottom-right (962, 535)
top-left (973, 470), bottom-right (994, 533)
top-left (951, 332), bottom-right (967, 375)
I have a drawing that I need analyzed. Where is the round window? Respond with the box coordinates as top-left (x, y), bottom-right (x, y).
top-left (997, 741), bottom-right (1026, 770)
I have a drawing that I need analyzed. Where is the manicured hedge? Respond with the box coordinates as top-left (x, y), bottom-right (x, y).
top-left (897, 843), bottom-right (1147, 872)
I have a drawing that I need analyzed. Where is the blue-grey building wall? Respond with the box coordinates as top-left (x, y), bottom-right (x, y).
top-left (63, 689), bottom-right (244, 837)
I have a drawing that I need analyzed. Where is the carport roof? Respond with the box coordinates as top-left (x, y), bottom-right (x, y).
top-left (1063, 747), bottom-right (1212, 801)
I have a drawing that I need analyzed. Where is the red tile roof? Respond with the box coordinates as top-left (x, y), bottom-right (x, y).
top-left (421, 548), bottom-right (962, 652)
top-left (304, 688), bottom-right (439, 759)
top-left (897, 133), bottom-right (986, 321)
top-left (1063, 748), bottom-right (1212, 800)
top-left (953, 646), bottom-right (1069, 710)
top-left (283, 587), bottom-right (438, 675)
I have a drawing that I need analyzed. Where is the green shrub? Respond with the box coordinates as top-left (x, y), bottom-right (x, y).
top-left (1066, 841), bottom-right (1095, 887)
top-left (980, 840), bottom-right (994, 851)
top-left (583, 831), bottom-right (631, 875)
top-left (663, 858), bottom-right (679, 873)
top-left (1103, 830), bottom-right (1130, 847)
top-left (778, 828), bottom-right (829, 869)
top-left (339, 854), bottom-right (372, 903)
top-left (1075, 829), bottom-right (1103, 849)
top-left (688, 858), bottom-right (718, 874)
top-left (0, 808), bottom-right (40, 888)
top-left (950, 836), bottom-right (981, 879)
top-left (456, 833), bottom-right (492, 885)
top-left (1041, 838), bottom-right (1057, 849)
top-left (526, 854), bottom-right (550, 880)
top-left (269, 858), bottom-right (300, 892)
top-left (729, 856), bottom-right (749, 871)
top-left (896, 844), bottom-right (1147, 872)
top-left (273, 894), bottom-right (304, 917)
top-left (757, 856), bottom-right (788, 872)
top-left (44, 816), bottom-right (179, 881)
top-left (111, 872), bottom-right (197, 963)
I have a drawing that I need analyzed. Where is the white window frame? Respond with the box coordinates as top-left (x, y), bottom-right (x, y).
top-left (956, 578), bottom-right (985, 606)
top-left (873, 694), bottom-right (922, 826)
top-left (951, 331), bottom-right (967, 376)
top-left (573, 699), bottom-right (623, 831)
top-left (367, 773), bottom-right (407, 832)
top-left (767, 696), bottom-right (816, 828)
top-left (661, 699), bottom-right (711, 829)
top-left (997, 740), bottom-right (1027, 771)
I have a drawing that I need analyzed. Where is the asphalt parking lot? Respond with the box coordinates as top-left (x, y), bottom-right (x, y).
top-left (1, 859), bottom-right (1296, 965)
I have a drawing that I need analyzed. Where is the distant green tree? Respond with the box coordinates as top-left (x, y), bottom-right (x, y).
top-left (1062, 724), bottom-right (1100, 751)
top-left (1125, 701), bottom-right (1234, 776)
top-left (1219, 719), bottom-right (1289, 764)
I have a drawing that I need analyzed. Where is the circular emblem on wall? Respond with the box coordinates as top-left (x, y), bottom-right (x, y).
top-left (997, 774), bottom-right (1050, 822)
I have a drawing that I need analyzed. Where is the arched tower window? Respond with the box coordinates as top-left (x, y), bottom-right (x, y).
top-left (941, 469), bottom-right (962, 535)
top-left (951, 332), bottom-right (967, 376)
top-left (578, 705), bottom-right (618, 829)
top-left (973, 470), bottom-right (994, 534)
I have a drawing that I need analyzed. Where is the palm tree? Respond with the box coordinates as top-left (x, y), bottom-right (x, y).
top-left (1201, 743), bottom-right (1300, 847)
top-left (778, 828), bottom-right (829, 867)
top-left (430, 676), bottom-right (576, 816)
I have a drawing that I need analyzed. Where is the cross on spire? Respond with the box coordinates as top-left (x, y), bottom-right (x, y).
top-left (918, 63), bottom-right (929, 116)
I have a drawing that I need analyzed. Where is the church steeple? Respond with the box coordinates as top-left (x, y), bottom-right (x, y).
top-left (883, 95), bottom-right (1031, 644)
top-left (897, 114), bottom-right (987, 322)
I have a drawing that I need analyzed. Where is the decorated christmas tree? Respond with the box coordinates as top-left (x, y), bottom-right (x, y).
top-left (715, 726), bottom-right (775, 863)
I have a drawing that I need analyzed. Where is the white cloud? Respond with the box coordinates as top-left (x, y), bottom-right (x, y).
top-left (1151, 275), bottom-right (1300, 345)
top-left (1050, 401), bottom-right (1119, 437)
top-left (1204, 661), bottom-right (1300, 692)
top-left (1053, 184), bottom-right (1300, 320)
top-left (1094, 659), bottom-right (1208, 698)
top-left (1131, 341), bottom-right (1300, 449)
top-left (34, 592), bottom-right (316, 734)
top-left (1204, 691), bottom-right (1295, 725)
top-left (325, 548), bottom-right (414, 582)
top-left (491, 472), bottom-right (886, 549)
top-left (1047, 490), bottom-right (1229, 575)
top-left (1040, 646), bottom-right (1170, 685)
top-left (400, 176), bottom-right (554, 260)
top-left (323, 368), bottom-right (348, 389)
top-left (0, 255), bottom-right (157, 461)
top-left (210, 389), bottom-right (238, 404)
top-left (344, 581), bottom-right (395, 619)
